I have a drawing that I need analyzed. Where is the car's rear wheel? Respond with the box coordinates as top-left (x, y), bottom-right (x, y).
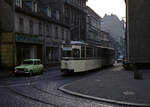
top-left (29, 70), bottom-right (33, 76)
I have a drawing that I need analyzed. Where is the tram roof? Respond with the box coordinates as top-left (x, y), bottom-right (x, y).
top-left (63, 41), bottom-right (114, 50)
top-left (70, 41), bottom-right (88, 45)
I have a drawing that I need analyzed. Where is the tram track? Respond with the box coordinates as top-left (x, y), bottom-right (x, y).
top-left (0, 71), bottom-right (62, 88)
top-left (9, 84), bottom-right (109, 107)
top-left (1, 69), bottom-right (116, 107)
top-left (8, 87), bottom-right (61, 107)
top-left (1, 73), bottom-right (77, 107)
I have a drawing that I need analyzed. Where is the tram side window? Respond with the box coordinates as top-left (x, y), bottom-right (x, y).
top-left (73, 49), bottom-right (80, 58)
top-left (94, 48), bottom-right (97, 57)
top-left (86, 47), bottom-right (93, 58)
top-left (97, 48), bottom-right (101, 58)
top-left (81, 47), bottom-right (85, 58)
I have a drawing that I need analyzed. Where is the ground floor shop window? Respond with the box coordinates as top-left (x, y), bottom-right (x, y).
top-left (16, 45), bottom-right (42, 65)
top-left (46, 47), bottom-right (60, 63)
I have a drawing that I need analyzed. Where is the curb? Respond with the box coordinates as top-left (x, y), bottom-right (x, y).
top-left (0, 72), bottom-right (13, 78)
top-left (58, 83), bottom-right (150, 107)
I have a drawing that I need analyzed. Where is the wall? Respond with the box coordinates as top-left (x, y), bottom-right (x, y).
top-left (0, 0), bottom-right (14, 68)
top-left (127, 0), bottom-right (150, 64)
top-left (0, 0), bottom-right (14, 32)
top-left (0, 32), bottom-right (14, 68)
top-left (86, 6), bottom-right (102, 44)
top-left (101, 14), bottom-right (125, 43)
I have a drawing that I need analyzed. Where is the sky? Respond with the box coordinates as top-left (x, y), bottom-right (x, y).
top-left (87, 0), bottom-right (126, 20)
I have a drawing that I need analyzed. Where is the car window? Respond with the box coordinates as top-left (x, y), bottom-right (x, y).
top-left (34, 61), bottom-right (41, 65)
top-left (22, 61), bottom-right (33, 64)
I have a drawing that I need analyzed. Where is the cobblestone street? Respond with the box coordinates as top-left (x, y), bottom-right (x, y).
top-left (0, 68), bottom-right (119, 107)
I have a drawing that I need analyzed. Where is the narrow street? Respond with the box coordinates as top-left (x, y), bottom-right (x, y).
top-left (0, 67), bottom-right (121, 107)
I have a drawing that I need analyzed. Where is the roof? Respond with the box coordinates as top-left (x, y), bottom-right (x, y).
top-left (63, 41), bottom-right (114, 50)
top-left (86, 6), bottom-right (102, 19)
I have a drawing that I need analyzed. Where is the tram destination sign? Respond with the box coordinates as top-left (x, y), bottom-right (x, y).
top-left (63, 47), bottom-right (72, 50)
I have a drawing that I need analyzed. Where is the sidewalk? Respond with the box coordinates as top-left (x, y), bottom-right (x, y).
top-left (0, 69), bottom-right (13, 78)
top-left (59, 66), bottom-right (150, 106)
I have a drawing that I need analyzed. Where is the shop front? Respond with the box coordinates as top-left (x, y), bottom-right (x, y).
top-left (15, 33), bottom-right (43, 65)
top-left (46, 42), bottom-right (61, 66)
top-left (16, 44), bottom-right (42, 65)
top-left (0, 32), bottom-right (14, 68)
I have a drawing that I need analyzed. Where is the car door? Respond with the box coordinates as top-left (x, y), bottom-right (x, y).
top-left (37, 61), bottom-right (41, 73)
top-left (38, 61), bottom-right (43, 72)
top-left (34, 61), bottom-right (39, 73)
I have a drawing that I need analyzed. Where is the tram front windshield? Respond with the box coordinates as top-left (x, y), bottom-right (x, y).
top-left (62, 50), bottom-right (72, 57)
top-left (62, 47), bottom-right (80, 59)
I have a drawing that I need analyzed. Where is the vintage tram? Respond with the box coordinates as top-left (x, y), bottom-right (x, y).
top-left (61, 41), bottom-right (115, 74)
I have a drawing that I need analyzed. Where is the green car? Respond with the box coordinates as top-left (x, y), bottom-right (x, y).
top-left (14, 59), bottom-right (44, 76)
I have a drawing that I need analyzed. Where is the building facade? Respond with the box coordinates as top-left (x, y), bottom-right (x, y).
top-left (101, 14), bottom-right (125, 58)
top-left (0, 0), bottom-right (70, 68)
top-left (1, 0), bottom-right (114, 69)
top-left (101, 14), bottom-right (125, 43)
top-left (125, 0), bottom-right (150, 67)
top-left (86, 6), bottom-right (102, 45)
top-left (63, 0), bottom-right (87, 41)
top-left (0, 0), bottom-right (14, 68)
top-left (15, 0), bottom-right (70, 66)
top-left (101, 31), bottom-right (112, 47)
top-left (45, 0), bottom-right (88, 41)
top-left (86, 6), bottom-right (112, 48)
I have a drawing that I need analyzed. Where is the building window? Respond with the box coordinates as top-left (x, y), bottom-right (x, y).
top-left (29, 20), bottom-right (33, 34)
top-left (19, 18), bottom-right (24, 33)
top-left (66, 30), bottom-right (70, 41)
top-left (39, 22), bottom-right (42, 36)
top-left (32, 2), bottom-right (37, 12)
top-left (16, 0), bottom-right (22, 7)
top-left (56, 11), bottom-right (60, 20)
top-left (55, 27), bottom-right (58, 39)
top-left (47, 7), bottom-right (51, 17)
top-left (49, 25), bottom-right (52, 38)
top-left (62, 29), bottom-right (64, 40)
top-left (46, 24), bottom-right (49, 37)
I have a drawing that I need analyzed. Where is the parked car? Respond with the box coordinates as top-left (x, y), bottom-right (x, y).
top-left (14, 59), bottom-right (44, 76)
top-left (117, 55), bottom-right (123, 63)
